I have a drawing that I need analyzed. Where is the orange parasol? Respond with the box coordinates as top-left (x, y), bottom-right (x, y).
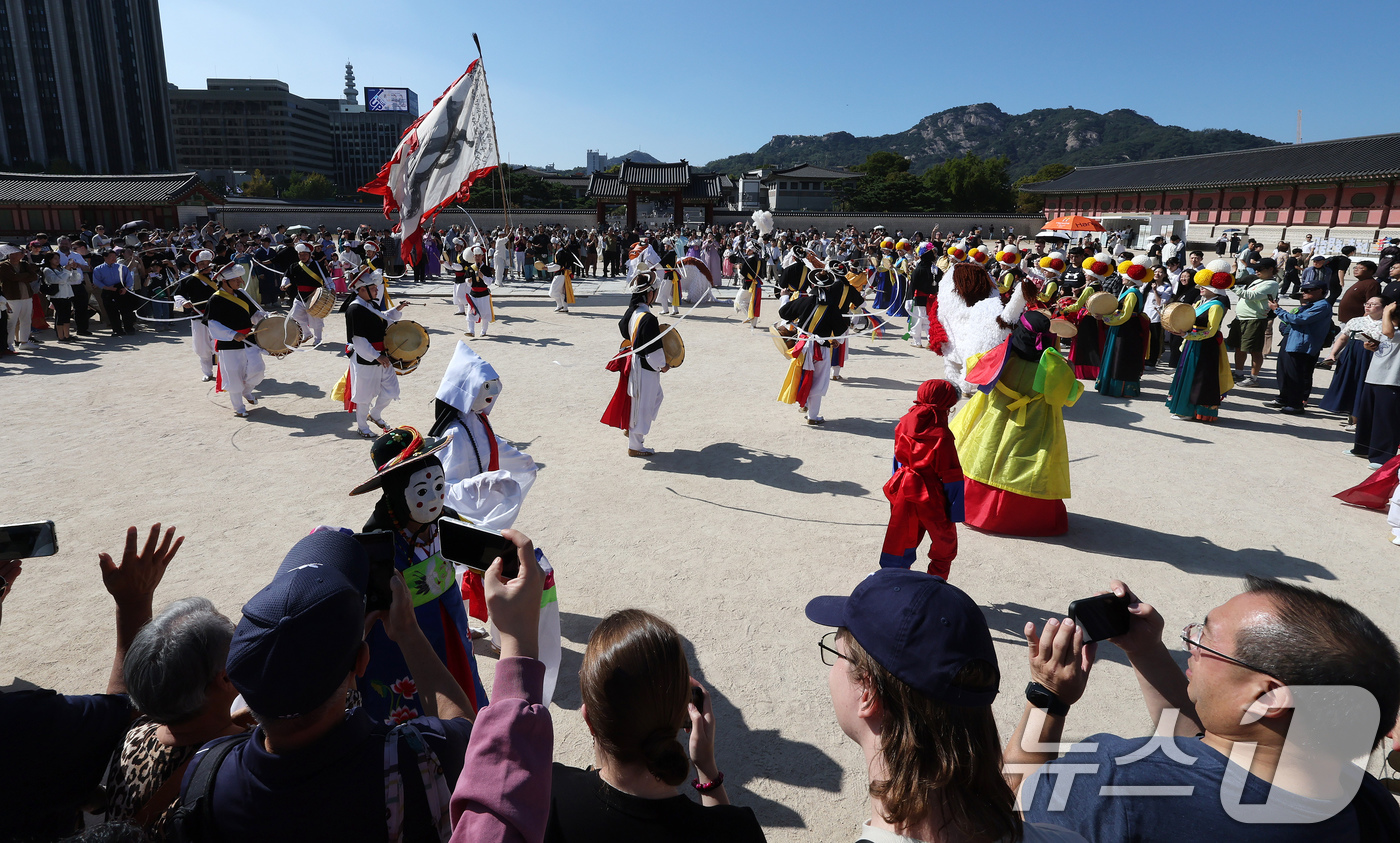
top-left (1042, 215), bottom-right (1106, 233)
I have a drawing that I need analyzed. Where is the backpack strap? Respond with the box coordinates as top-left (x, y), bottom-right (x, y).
top-left (385, 723), bottom-right (453, 843)
top-left (170, 732), bottom-right (249, 843)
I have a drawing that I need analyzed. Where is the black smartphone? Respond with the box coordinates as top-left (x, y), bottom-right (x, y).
top-left (353, 530), bottom-right (396, 613)
top-left (438, 518), bottom-right (518, 578)
top-left (0, 521), bottom-right (58, 560)
top-left (1068, 593), bottom-right (1131, 644)
top-left (691, 685), bottom-right (705, 711)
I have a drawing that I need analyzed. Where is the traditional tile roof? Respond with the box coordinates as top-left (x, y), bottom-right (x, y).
top-left (760, 163), bottom-right (860, 184)
top-left (587, 168), bottom-right (731, 202)
top-left (586, 172), bottom-right (628, 199)
top-left (1022, 133), bottom-right (1400, 194)
top-left (617, 160), bottom-right (691, 188)
top-left (0, 172), bottom-right (222, 205)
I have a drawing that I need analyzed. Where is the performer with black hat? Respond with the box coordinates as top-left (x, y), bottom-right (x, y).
top-left (734, 244), bottom-right (764, 328)
top-left (347, 425), bottom-right (489, 719)
top-left (601, 270), bottom-right (671, 455)
top-left (205, 264), bottom-right (268, 418)
top-left (778, 266), bottom-right (864, 425)
top-left (344, 270), bottom-right (407, 438)
top-left (172, 249), bottom-right (218, 381)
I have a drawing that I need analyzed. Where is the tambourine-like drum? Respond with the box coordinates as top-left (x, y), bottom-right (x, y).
top-left (252, 315), bottom-right (303, 358)
top-left (307, 287), bottom-right (336, 319)
top-left (1162, 302), bottom-right (1196, 335)
top-left (384, 320), bottom-right (430, 375)
top-left (657, 322), bottom-right (684, 368)
top-left (770, 323), bottom-right (798, 359)
top-left (1085, 291), bottom-right (1118, 316)
top-left (1048, 318), bottom-right (1079, 339)
top-left (533, 259), bottom-right (546, 271)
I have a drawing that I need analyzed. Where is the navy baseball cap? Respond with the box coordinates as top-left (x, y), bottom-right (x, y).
top-left (806, 569), bottom-right (999, 706)
top-left (227, 530), bottom-right (370, 718)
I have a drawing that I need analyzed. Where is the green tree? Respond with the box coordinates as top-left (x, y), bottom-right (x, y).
top-left (836, 151), bottom-right (931, 212)
top-left (1013, 163), bottom-right (1074, 213)
top-left (283, 172), bottom-right (337, 201)
top-left (243, 169), bottom-right (276, 198)
top-left (922, 153), bottom-right (1015, 213)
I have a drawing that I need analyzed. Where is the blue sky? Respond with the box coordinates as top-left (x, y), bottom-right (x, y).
top-left (165, 0), bottom-right (1393, 170)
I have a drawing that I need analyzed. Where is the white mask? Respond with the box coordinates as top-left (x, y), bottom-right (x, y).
top-left (471, 378), bottom-right (502, 414)
top-left (403, 465), bottom-right (445, 524)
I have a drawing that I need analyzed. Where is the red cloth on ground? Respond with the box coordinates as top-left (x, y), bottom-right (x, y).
top-left (926, 295), bottom-right (950, 352)
top-left (1335, 455), bottom-right (1400, 511)
top-left (881, 381), bottom-right (964, 577)
top-left (600, 356), bottom-right (632, 429)
top-left (962, 477), bottom-right (1068, 537)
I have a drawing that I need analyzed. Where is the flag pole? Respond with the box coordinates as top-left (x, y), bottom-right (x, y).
top-left (472, 33), bottom-right (511, 234)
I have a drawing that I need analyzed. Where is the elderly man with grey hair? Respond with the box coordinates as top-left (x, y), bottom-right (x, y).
top-left (85, 596), bottom-right (249, 832)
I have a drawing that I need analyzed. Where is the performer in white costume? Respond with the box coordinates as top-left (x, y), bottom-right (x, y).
top-left (205, 264), bottom-right (267, 418)
top-left (935, 259), bottom-right (1028, 396)
top-left (172, 249), bottom-right (218, 381)
top-left (600, 271), bottom-right (670, 455)
top-left (344, 271), bottom-right (407, 438)
top-left (282, 243), bottom-right (328, 345)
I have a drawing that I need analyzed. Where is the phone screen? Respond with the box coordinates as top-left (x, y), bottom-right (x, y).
top-left (353, 530), bottom-right (396, 613)
top-left (1068, 593), bottom-right (1131, 644)
top-left (0, 521), bottom-right (58, 560)
top-left (438, 518), bottom-right (517, 578)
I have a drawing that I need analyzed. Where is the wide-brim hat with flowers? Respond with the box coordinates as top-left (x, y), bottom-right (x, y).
top-left (348, 426), bottom-right (453, 496)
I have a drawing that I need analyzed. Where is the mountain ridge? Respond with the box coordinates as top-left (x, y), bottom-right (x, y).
top-left (703, 103), bottom-right (1281, 179)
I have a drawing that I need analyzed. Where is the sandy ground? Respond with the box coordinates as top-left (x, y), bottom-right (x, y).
top-left (2, 274), bottom-right (1397, 841)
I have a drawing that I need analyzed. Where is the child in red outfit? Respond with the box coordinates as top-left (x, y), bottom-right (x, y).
top-left (880, 379), bottom-right (965, 579)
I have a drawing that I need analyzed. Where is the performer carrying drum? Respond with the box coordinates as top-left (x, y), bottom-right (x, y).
top-left (172, 249), bottom-right (218, 382)
top-left (281, 243), bottom-right (330, 346)
top-left (600, 270), bottom-right (673, 456)
top-left (206, 264), bottom-right (268, 418)
top-left (344, 271), bottom-right (409, 438)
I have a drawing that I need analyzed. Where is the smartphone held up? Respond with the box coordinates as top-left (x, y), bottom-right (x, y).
top-left (0, 521), bottom-right (58, 561)
top-left (1067, 592), bottom-right (1131, 644)
top-left (438, 518), bottom-right (518, 578)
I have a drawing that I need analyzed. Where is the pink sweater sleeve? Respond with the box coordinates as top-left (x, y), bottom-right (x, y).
top-left (449, 657), bottom-right (554, 843)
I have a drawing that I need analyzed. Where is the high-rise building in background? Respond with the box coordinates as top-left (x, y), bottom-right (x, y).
top-left (586, 150), bottom-right (607, 174)
top-left (169, 66), bottom-right (415, 194)
top-left (312, 64), bottom-right (416, 192)
top-left (0, 0), bottom-right (175, 174)
top-left (168, 79), bottom-right (334, 180)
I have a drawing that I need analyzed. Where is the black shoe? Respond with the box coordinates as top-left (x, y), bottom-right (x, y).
top-left (1279, 406), bottom-right (1303, 415)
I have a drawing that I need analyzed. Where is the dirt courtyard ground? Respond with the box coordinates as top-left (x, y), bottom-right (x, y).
top-left (2, 279), bottom-right (1396, 840)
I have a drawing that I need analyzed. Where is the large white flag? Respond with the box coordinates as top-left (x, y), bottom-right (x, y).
top-left (362, 60), bottom-right (498, 263)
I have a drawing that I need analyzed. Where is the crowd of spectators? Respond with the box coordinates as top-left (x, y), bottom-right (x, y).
top-left (4, 523), bottom-right (1398, 843)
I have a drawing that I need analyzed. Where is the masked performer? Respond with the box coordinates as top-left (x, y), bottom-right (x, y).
top-left (951, 311), bottom-right (1083, 537)
top-left (602, 271), bottom-right (671, 454)
top-left (778, 267), bottom-right (863, 424)
top-left (880, 379), bottom-right (965, 579)
top-left (205, 264), bottom-right (267, 418)
top-left (172, 249), bottom-right (218, 381)
top-left (348, 427), bottom-right (488, 722)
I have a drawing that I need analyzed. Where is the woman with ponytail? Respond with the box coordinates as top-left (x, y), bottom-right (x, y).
top-left (545, 609), bottom-right (765, 842)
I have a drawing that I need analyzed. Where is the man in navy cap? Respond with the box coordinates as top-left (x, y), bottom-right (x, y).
top-left (183, 527), bottom-right (546, 842)
top-left (1266, 272), bottom-right (1334, 414)
top-left (806, 569), bottom-right (1084, 843)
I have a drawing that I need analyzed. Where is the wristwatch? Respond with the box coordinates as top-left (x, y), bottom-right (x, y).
top-left (1025, 681), bottom-right (1071, 717)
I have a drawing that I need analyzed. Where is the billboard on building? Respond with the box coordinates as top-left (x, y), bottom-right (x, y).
top-left (366, 87), bottom-right (418, 115)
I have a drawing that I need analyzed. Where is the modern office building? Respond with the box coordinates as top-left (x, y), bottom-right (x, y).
top-left (0, 0), bottom-right (175, 174)
top-left (313, 64), bottom-right (416, 191)
top-left (169, 79), bottom-right (335, 180)
top-left (171, 67), bottom-right (416, 193)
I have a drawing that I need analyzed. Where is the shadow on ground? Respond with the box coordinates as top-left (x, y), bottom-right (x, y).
top-left (643, 443), bottom-right (867, 496)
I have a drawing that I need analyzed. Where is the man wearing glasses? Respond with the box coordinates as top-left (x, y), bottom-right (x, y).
top-left (1005, 576), bottom-right (1400, 841)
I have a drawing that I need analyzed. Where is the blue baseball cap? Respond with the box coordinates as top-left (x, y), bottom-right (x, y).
top-left (806, 569), bottom-right (999, 706)
top-left (227, 530), bottom-right (370, 718)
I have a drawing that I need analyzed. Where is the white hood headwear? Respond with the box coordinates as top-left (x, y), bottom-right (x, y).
top-left (436, 341), bottom-right (500, 414)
